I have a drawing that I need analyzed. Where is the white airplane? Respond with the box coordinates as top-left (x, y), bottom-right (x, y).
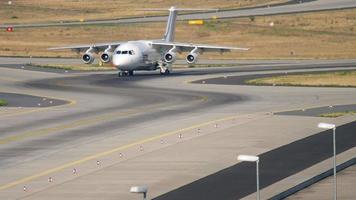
top-left (50, 6), bottom-right (249, 76)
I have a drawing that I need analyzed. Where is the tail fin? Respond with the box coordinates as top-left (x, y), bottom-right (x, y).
top-left (142, 7), bottom-right (218, 43)
top-left (163, 7), bottom-right (178, 42)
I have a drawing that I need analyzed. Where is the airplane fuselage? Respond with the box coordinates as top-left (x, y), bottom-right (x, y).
top-left (113, 41), bottom-right (161, 72)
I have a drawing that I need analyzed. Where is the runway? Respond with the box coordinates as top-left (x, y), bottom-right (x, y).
top-left (1, 0), bottom-right (356, 28)
top-left (0, 58), bottom-right (355, 199)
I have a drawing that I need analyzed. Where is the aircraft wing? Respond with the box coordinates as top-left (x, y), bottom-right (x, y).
top-left (48, 41), bottom-right (122, 52)
top-left (151, 41), bottom-right (249, 53)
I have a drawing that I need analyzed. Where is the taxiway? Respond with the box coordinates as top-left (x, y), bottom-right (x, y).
top-left (0, 58), bottom-right (355, 199)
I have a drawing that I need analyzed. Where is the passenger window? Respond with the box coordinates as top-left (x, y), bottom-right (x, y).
top-left (122, 51), bottom-right (128, 54)
top-left (116, 51), bottom-right (121, 54)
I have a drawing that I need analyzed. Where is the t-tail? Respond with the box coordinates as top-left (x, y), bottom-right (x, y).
top-left (163, 7), bottom-right (178, 42)
top-left (143, 7), bottom-right (218, 43)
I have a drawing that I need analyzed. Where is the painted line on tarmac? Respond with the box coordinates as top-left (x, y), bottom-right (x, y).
top-left (0, 113), bottom-right (238, 191)
top-left (0, 68), bottom-right (76, 117)
top-left (0, 104), bottom-right (158, 145)
top-left (0, 95), bottom-right (207, 145)
top-left (0, 93), bottom-right (76, 118)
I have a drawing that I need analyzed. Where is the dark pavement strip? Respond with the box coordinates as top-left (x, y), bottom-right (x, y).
top-left (154, 121), bottom-right (356, 200)
top-left (191, 68), bottom-right (356, 87)
top-left (0, 92), bottom-right (68, 107)
top-left (277, 104), bottom-right (356, 117)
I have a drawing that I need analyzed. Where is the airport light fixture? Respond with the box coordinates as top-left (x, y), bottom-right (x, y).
top-left (318, 122), bottom-right (336, 130)
top-left (130, 186), bottom-right (148, 200)
top-left (238, 155), bottom-right (260, 200)
top-left (318, 122), bottom-right (337, 200)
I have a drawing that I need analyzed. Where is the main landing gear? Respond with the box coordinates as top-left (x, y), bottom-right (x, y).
top-left (160, 68), bottom-right (170, 75)
top-left (159, 62), bottom-right (172, 75)
top-left (118, 70), bottom-right (134, 77)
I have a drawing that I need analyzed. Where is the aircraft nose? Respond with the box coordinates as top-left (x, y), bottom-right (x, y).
top-left (112, 55), bottom-right (130, 67)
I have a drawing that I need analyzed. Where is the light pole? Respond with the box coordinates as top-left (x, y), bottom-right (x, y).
top-left (130, 186), bottom-right (148, 200)
top-left (238, 155), bottom-right (260, 200)
top-left (318, 122), bottom-right (337, 200)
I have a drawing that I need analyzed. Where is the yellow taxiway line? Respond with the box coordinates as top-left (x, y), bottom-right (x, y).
top-left (0, 72), bottom-right (76, 118)
top-left (0, 114), bottom-right (237, 190)
top-left (0, 105), bottom-right (153, 145)
top-left (0, 95), bottom-right (207, 145)
top-left (0, 95), bottom-right (76, 118)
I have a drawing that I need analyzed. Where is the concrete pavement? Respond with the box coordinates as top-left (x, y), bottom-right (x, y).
top-left (288, 165), bottom-right (356, 200)
top-left (0, 59), bottom-right (355, 199)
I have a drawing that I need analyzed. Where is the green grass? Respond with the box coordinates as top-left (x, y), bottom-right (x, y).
top-left (0, 99), bottom-right (8, 106)
top-left (319, 111), bottom-right (356, 118)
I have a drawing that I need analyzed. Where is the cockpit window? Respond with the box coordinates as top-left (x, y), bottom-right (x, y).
top-left (116, 50), bottom-right (134, 55)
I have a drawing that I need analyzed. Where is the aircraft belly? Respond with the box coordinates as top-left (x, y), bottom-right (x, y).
top-left (134, 63), bottom-right (157, 71)
top-left (117, 63), bottom-right (157, 71)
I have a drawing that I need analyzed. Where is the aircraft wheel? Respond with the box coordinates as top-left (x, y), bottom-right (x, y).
top-left (128, 70), bottom-right (134, 76)
top-left (160, 69), bottom-right (170, 75)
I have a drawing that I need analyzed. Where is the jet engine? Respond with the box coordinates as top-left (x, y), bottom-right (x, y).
top-left (100, 46), bottom-right (113, 63)
top-left (82, 53), bottom-right (94, 64)
top-left (82, 47), bottom-right (95, 64)
top-left (186, 52), bottom-right (199, 64)
top-left (100, 52), bottom-right (112, 63)
top-left (164, 52), bottom-right (177, 63)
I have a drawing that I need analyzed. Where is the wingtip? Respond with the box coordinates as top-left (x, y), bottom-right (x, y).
top-left (233, 47), bottom-right (250, 51)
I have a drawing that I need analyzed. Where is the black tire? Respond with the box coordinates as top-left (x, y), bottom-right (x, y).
top-left (128, 70), bottom-right (134, 76)
top-left (160, 69), bottom-right (170, 75)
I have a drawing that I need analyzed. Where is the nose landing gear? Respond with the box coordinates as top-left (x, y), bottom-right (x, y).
top-left (118, 70), bottom-right (134, 77)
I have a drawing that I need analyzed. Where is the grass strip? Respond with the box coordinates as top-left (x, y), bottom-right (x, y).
top-left (320, 111), bottom-right (356, 118)
top-left (246, 70), bottom-right (356, 87)
top-left (0, 99), bottom-right (8, 106)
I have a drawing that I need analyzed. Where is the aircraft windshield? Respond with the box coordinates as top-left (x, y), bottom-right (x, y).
top-left (116, 50), bottom-right (134, 55)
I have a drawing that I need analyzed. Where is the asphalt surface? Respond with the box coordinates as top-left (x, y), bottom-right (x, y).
top-left (0, 2), bottom-right (355, 199)
top-left (288, 164), bottom-right (356, 199)
top-left (1, 0), bottom-right (356, 28)
top-left (154, 121), bottom-right (356, 200)
top-left (0, 92), bottom-right (67, 107)
top-left (191, 68), bottom-right (356, 86)
top-left (277, 104), bottom-right (356, 117)
top-left (0, 58), bottom-right (355, 199)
